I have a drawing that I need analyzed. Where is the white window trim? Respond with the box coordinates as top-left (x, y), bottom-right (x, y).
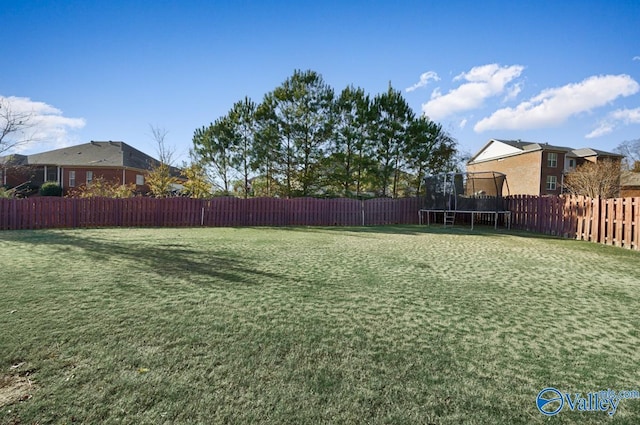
top-left (546, 175), bottom-right (557, 191)
top-left (69, 171), bottom-right (76, 188)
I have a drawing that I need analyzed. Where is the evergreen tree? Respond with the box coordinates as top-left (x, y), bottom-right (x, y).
top-left (406, 117), bottom-right (457, 195)
top-left (228, 97), bottom-right (257, 198)
top-left (328, 86), bottom-right (375, 197)
top-left (270, 70), bottom-right (335, 197)
top-left (192, 118), bottom-right (235, 195)
top-left (372, 84), bottom-right (415, 198)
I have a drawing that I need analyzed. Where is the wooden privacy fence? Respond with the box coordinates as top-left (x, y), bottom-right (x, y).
top-left (0, 196), bottom-right (422, 230)
top-left (507, 195), bottom-right (640, 251)
top-left (2, 195), bottom-right (639, 250)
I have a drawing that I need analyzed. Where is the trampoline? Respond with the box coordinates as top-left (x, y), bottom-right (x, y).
top-left (418, 171), bottom-right (511, 229)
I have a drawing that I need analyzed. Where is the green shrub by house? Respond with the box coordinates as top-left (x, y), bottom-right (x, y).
top-left (39, 181), bottom-right (63, 196)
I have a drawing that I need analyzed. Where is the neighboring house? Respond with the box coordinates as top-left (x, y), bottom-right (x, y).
top-left (466, 139), bottom-right (623, 196)
top-left (0, 141), bottom-right (181, 195)
top-left (620, 171), bottom-right (640, 197)
top-left (0, 154), bottom-right (30, 188)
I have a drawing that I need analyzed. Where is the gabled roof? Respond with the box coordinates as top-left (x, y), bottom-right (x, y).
top-left (468, 138), bottom-right (622, 164)
top-left (0, 154), bottom-right (28, 167)
top-left (621, 171), bottom-right (640, 187)
top-left (495, 139), bottom-right (574, 152)
top-left (25, 141), bottom-right (159, 169)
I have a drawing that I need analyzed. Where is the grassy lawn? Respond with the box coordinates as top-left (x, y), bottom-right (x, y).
top-left (1, 225), bottom-right (639, 424)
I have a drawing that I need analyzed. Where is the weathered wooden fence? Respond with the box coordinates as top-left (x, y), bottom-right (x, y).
top-left (2, 195), bottom-right (638, 251)
top-left (507, 195), bottom-right (640, 250)
top-left (0, 197), bottom-right (422, 230)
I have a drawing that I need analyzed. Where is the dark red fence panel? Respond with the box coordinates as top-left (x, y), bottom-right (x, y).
top-left (0, 197), bottom-right (424, 230)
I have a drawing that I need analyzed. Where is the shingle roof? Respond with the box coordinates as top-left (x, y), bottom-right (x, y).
top-left (621, 171), bottom-right (640, 187)
top-left (570, 148), bottom-right (623, 158)
top-left (25, 141), bottom-right (158, 169)
top-left (469, 139), bottom-right (623, 164)
top-left (0, 154), bottom-right (28, 167)
top-left (494, 139), bottom-right (574, 152)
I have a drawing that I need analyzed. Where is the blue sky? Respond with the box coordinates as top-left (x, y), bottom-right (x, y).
top-left (2, 0), bottom-right (639, 163)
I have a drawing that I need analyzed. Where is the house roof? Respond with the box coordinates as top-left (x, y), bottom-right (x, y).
top-left (468, 139), bottom-right (622, 164)
top-left (2, 141), bottom-right (183, 177)
top-left (495, 139), bottom-right (574, 152)
top-left (25, 141), bottom-right (158, 169)
top-left (621, 171), bottom-right (640, 187)
top-left (570, 148), bottom-right (623, 158)
top-left (0, 154), bottom-right (28, 167)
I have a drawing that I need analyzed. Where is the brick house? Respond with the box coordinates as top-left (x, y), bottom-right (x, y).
top-left (466, 139), bottom-right (623, 196)
top-left (620, 171), bottom-right (640, 197)
top-left (0, 141), bottom-right (181, 195)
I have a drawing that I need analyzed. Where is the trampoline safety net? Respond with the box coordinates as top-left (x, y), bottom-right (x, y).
top-left (424, 171), bottom-right (508, 211)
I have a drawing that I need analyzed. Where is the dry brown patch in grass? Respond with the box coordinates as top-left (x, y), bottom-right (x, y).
top-left (0, 364), bottom-right (35, 408)
top-left (0, 375), bottom-right (34, 407)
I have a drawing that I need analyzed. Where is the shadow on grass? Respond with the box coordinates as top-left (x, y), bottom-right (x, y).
top-left (259, 224), bottom-right (518, 237)
top-left (11, 230), bottom-right (282, 286)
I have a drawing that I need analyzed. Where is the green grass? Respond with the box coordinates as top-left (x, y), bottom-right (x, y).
top-left (1, 225), bottom-right (639, 424)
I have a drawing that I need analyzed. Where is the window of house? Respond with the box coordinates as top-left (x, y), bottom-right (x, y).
top-left (34, 168), bottom-right (44, 183)
top-left (86, 171), bottom-right (93, 185)
top-left (547, 152), bottom-right (558, 168)
top-left (69, 171), bottom-right (76, 187)
top-left (546, 175), bottom-right (557, 191)
top-left (46, 166), bottom-right (58, 182)
top-left (569, 158), bottom-right (576, 169)
top-left (136, 174), bottom-right (144, 185)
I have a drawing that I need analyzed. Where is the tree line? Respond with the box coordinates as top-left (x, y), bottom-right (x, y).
top-left (191, 69), bottom-right (458, 199)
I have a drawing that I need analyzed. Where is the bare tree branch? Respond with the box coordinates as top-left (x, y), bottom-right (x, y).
top-left (149, 124), bottom-right (175, 166)
top-left (0, 98), bottom-right (35, 155)
top-left (563, 160), bottom-right (621, 198)
top-left (146, 124), bottom-right (179, 197)
top-left (615, 138), bottom-right (640, 171)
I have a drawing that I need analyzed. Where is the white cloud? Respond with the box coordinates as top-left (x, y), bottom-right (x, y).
top-left (610, 107), bottom-right (640, 123)
top-left (585, 123), bottom-right (615, 139)
top-left (586, 107), bottom-right (640, 138)
top-left (503, 83), bottom-right (522, 102)
top-left (474, 74), bottom-right (640, 133)
top-left (1, 95), bottom-right (85, 152)
top-left (405, 71), bottom-right (440, 92)
top-left (421, 64), bottom-right (524, 120)
top-left (459, 118), bottom-right (467, 129)
top-left (634, 56), bottom-right (640, 61)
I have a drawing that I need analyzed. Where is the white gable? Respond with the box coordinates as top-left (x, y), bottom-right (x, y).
top-left (473, 140), bottom-right (522, 162)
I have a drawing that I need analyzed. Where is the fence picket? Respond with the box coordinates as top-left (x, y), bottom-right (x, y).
top-left (634, 198), bottom-right (640, 250)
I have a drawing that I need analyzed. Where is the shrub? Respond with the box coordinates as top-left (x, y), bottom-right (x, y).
top-left (39, 181), bottom-right (63, 197)
top-left (68, 177), bottom-right (135, 198)
top-left (0, 187), bottom-right (13, 198)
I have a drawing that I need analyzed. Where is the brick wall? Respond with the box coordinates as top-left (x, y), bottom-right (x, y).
top-left (61, 167), bottom-right (149, 193)
top-left (467, 150), bottom-right (542, 196)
